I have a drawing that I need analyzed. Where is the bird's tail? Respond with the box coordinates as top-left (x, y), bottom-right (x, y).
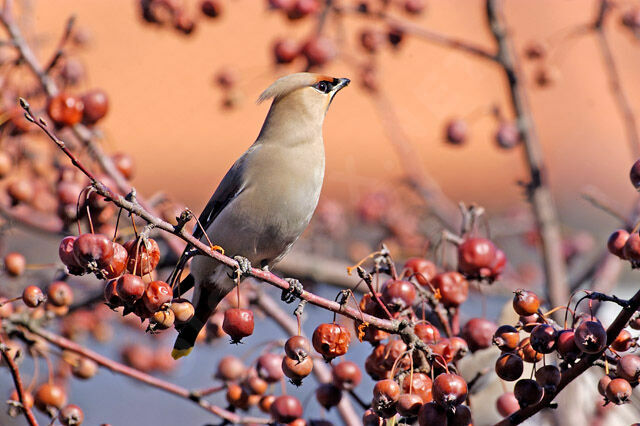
top-left (171, 281), bottom-right (227, 360)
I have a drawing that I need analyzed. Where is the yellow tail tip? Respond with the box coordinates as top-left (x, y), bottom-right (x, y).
top-left (171, 347), bottom-right (193, 360)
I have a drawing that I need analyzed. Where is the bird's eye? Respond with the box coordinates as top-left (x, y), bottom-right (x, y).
top-left (315, 81), bottom-right (331, 94)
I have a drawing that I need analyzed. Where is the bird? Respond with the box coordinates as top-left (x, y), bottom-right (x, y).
top-left (171, 72), bottom-right (350, 359)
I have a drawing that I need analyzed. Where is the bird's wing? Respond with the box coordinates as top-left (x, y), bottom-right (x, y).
top-left (192, 146), bottom-right (254, 240)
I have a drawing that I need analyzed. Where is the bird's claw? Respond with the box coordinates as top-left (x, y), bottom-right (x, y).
top-left (281, 278), bottom-right (304, 303)
top-left (228, 256), bottom-right (252, 280)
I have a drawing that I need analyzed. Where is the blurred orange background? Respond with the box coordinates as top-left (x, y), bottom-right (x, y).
top-left (32, 0), bottom-right (640, 227)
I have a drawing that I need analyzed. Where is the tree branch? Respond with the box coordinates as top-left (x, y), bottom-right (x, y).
top-left (0, 335), bottom-right (38, 426)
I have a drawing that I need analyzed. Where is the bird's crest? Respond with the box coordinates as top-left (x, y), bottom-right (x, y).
top-left (258, 72), bottom-right (330, 103)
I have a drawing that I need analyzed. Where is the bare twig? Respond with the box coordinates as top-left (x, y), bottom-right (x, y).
top-left (0, 335), bottom-right (38, 426)
top-left (21, 324), bottom-right (268, 424)
top-left (486, 0), bottom-right (569, 314)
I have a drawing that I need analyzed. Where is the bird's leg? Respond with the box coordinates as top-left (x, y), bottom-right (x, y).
top-left (281, 278), bottom-right (304, 303)
top-left (227, 255), bottom-right (252, 279)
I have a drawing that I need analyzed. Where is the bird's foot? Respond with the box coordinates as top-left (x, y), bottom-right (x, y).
top-left (281, 278), bottom-right (304, 303)
top-left (228, 256), bottom-right (252, 279)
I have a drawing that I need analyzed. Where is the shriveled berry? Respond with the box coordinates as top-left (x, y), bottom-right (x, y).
top-left (316, 383), bottom-right (342, 409)
top-left (512, 289), bottom-right (540, 316)
top-left (365, 345), bottom-right (390, 380)
top-left (432, 373), bottom-right (467, 408)
top-left (270, 395), bottom-right (303, 423)
top-left (47, 281), bottom-right (74, 307)
top-left (608, 229), bottom-right (630, 259)
top-left (22, 285), bottom-right (45, 308)
top-left (332, 360), bottom-right (362, 390)
top-left (222, 308), bottom-right (254, 343)
top-left (124, 237), bottom-right (160, 275)
top-left (432, 272), bottom-right (468, 307)
top-left (574, 320), bottom-right (607, 354)
top-left (495, 352), bottom-right (524, 381)
top-left (461, 317), bottom-right (497, 352)
top-left (606, 378), bottom-right (632, 404)
top-left (312, 323), bottom-right (351, 360)
top-left (493, 325), bottom-right (520, 351)
top-left (401, 372), bottom-right (432, 403)
top-left (513, 379), bottom-right (543, 408)
top-left (142, 281), bottom-right (173, 312)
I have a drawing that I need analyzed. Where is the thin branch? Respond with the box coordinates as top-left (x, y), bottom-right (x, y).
top-left (21, 324), bottom-right (268, 424)
top-left (0, 335), bottom-right (38, 426)
top-left (486, 0), bottom-right (569, 314)
top-left (493, 287), bottom-right (640, 425)
top-left (593, 0), bottom-right (640, 158)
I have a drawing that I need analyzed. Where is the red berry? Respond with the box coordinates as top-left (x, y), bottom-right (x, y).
top-left (513, 379), bottom-right (543, 408)
top-left (404, 257), bottom-right (437, 285)
top-left (222, 308), bottom-right (254, 343)
top-left (493, 325), bottom-right (520, 351)
top-left (556, 329), bottom-right (581, 361)
top-left (111, 153), bottom-right (136, 180)
top-left (47, 281), bottom-right (74, 307)
top-left (608, 229), bottom-right (629, 259)
top-left (332, 360), bottom-right (362, 390)
top-left (401, 372), bottom-right (432, 403)
top-left (7, 179), bottom-right (34, 205)
top-left (302, 37), bottom-right (336, 67)
top-left (415, 322), bottom-right (440, 344)
top-left (396, 393), bottom-right (423, 417)
top-left (432, 272), bottom-right (469, 307)
top-left (282, 355), bottom-right (313, 384)
top-left (495, 121), bottom-right (521, 149)
top-left (432, 373), bottom-right (467, 408)
top-left (457, 237), bottom-right (497, 278)
top-left (518, 337), bottom-right (543, 363)
top-left (373, 379), bottom-right (400, 404)
top-left (574, 320), bottom-right (607, 354)
top-left (4, 252), bottom-right (26, 276)
top-left (81, 89), bottom-right (108, 124)
top-left (105, 242), bottom-right (128, 280)
top-left (316, 383), bottom-right (342, 409)
top-left (381, 279), bottom-right (416, 311)
top-left (216, 356), bottom-right (245, 381)
top-left (22, 285), bottom-right (45, 308)
top-left (284, 335), bottom-right (310, 361)
top-left (34, 383), bottom-right (67, 411)
top-left (312, 323), bottom-right (351, 360)
top-left (529, 324), bottom-right (557, 354)
top-left (73, 233), bottom-right (115, 279)
top-left (630, 159), bottom-right (640, 190)
top-left (611, 329), bottom-right (634, 352)
top-left (496, 392), bottom-right (519, 417)
top-left (418, 402), bottom-right (447, 426)
top-left (58, 404), bottom-right (84, 426)
top-left (461, 317), bottom-right (497, 352)
top-left (103, 280), bottom-right (122, 307)
top-left (445, 119), bottom-right (467, 145)
top-left (142, 281), bottom-right (173, 312)
top-left (535, 365), bottom-right (561, 392)
top-left (115, 274), bottom-right (146, 305)
top-left (404, 0), bottom-right (425, 14)
top-left (150, 309), bottom-right (175, 330)
top-left (616, 354), bottom-right (640, 382)
top-left (270, 395), bottom-right (303, 423)
top-left (273, 38), bottom-right (299, 64)
top-left (200, 0), bottom-right (223, 18)
top-left (256, 352), bottom-right (284, 383)
top-left (170, 298), bottom-right (195, 324)
top-left (512, 289), bottom-right (540, 316)
top-left (598, 375), bottom-right (612, 396)
top-left (606, 378), bottom-right (632, 404)
top-left (48, 93), bottom-right (84, 126)
top-left (495, 352), bottom-right (524, 382)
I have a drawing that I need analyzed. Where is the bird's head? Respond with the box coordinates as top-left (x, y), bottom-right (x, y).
top-left (259, 72), bottom-right (349, 117)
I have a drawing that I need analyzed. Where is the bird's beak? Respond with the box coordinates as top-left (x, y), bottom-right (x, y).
top-left (334, 78), bottom-right (350, 92)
